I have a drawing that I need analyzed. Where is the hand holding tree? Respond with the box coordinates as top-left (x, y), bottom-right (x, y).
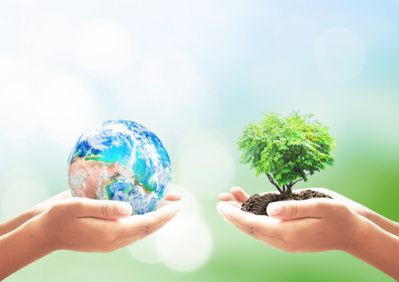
top-left (217, 187), bottom-right (399, 279)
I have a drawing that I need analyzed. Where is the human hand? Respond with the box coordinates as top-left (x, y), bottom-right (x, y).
top-left (30, 191), bottom-right (73, 217)
top-left (0, 191), bottom-right (74, 236)
top-left (217, 187), bottom-right (399, 279)
top-left (218, 187), bottom-right (399, 236)
top-left (29, 194), bottom-right (181, 253)
top-left (0, 194), bottom-right (181, 280)
top-left (217, 187), bottom-right (368, 252)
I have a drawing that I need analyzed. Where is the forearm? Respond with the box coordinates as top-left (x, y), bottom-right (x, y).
top-left (363, 210), bottom-right (399, 236)
top-left (0, 216), bottom-right (52, 280)
top-left (346, 218), bottom-right (399, 280)
top-left (0, 209), bottom-right (36, 236)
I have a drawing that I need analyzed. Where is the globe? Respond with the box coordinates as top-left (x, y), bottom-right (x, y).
top-left (68, 120), bottom-right (171, 215)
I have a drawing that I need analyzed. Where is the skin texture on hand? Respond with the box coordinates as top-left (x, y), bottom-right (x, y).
top-left (0, 191), bottom-right (72, 236)
top-left (310, 188), bottom-right (399, 236)
top-left (217, 187), bottom-right (399, 280)
top-left (0, 192), bottom-right (181, 280)
top-left (219, 187), bottom-right (399, 236)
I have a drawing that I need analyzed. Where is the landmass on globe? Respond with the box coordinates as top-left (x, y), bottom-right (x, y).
top-left (68, 120), bottom-right (171, 215)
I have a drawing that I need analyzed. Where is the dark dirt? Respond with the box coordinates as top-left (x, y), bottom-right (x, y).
top-left (241, 189), bottom-right (332, 216)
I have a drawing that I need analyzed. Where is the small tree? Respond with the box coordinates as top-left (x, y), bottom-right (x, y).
top-left (238, 112), bottom-right (335, 195)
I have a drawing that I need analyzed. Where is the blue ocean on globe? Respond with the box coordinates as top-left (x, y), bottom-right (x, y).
top-left (68, 120), bottom-right (171, 214)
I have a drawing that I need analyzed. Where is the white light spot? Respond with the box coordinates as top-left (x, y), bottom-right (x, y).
top-left (0, 167), bottom-right (49, 220)
top-left (74, 19), bottom-right (136, 75)
top-left (166, 184), bottom-right (202, 219)
top-left (127, 233), bottom-right (162, 264)
top-left (127, 184), bottom-right (213, 271)
top-left (0, 58), bottom-right (40, 139)
top-left (315, 28), bottom-right (367, 82)
top-left (37, 74), bottom-right (98, 148)
top-left (175, 132), bottom-right (235, 197)
top-left (116, 51), bottom-right (220, 139)
top-left (155, 213), bottom-right (213, 272)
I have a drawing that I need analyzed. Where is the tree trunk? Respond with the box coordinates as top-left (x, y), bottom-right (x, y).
top-left (266, 173), bottom-right (283, 194)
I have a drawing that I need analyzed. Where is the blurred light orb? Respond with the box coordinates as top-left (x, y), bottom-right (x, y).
top-left (116, 51), bottom-right (220, 139)
top-left (74, 19), bottom-right (135, 75)
top-left (127, 233), bottom-right (162, 264)
top-left (0, 58), bottom-right (40, 139)
top-left (0, 167), bottom-right (49, 220)
top-left (38, 74), bottom-right (97, 148)
top-left (155, 213), bottom-right (213, 272)
top-left (68, 120), bottom-right (171, 214)
top-left (176, 132), bottom-right (234, 197)
top-left (315, 28), bottom-right (367, 81)
top-left (128, 184), bottom-right (208, 267)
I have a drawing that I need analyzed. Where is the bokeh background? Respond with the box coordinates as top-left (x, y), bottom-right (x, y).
top-left (1, 1), bottom-right (398, 281)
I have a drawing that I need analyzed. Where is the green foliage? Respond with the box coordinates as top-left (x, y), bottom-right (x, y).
top-left (238, 112), bottom-right (335, 194)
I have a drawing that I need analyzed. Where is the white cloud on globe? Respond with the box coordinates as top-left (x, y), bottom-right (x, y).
top-left (74, 19), bottom-right (136, 75)
top-left (175, 132), bottom-right (235, 197)
top-left (0, 167), bottom-right (49, 221)
top-left (315, 28), bottom-right (367, 82)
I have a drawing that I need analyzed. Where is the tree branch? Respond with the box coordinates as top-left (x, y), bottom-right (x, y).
top-left (266, 173), bottom-right (283, 194)
top-left (286, 174), bottom-right (310, 194)
top-left (290, 178), bottom-right (304, 186)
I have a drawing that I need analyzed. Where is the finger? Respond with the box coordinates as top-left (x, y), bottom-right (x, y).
top-left (67, 198), bottom-right (133, 219)
top-left (230, 187), bottom-right (250, 203)
top-left (46, 191), bottom-right (72, 203)
top-left (217, 202), bottom-right (281, 239)
top-left (221, 200), bottom-right (242, 208)
top-left (266, 198), bottom-right (335, 220)
top-left (120, 201), bottom-right (181, 238)
top-left (54, 190), bottom-right (72, 199)
top-left (217, 193), bottom-right (235, 202)
top-left (164, 193), bottom-right (181, 201)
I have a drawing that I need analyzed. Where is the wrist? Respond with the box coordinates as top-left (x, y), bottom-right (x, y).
top-left (341, 213), bottom-right (373, 253)
top-left (26, 213), bottom-right (57, 254)
top-left (0, 209), bottom-right (37, 236)
top-left (361, 209), bottom-right (399, 236)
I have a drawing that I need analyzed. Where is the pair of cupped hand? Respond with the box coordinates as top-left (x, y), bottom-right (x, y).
top-left (9, 186), bottom-right (388, 254)
top-left (3, 186), bottom-right (398, 281)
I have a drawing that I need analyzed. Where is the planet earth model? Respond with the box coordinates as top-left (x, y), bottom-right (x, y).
top-left (68, 120), bottom-right (171, 215)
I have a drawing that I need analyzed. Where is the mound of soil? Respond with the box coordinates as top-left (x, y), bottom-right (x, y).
top-left (241, 189), bottom-right (332, 216)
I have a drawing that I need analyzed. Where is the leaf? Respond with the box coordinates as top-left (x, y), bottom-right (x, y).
top-left (237, 112), bottom-right (335, 191)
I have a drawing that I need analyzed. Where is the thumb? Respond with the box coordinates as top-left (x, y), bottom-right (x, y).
top-left (71, 198), bottom-right (133, 219)
top-left (266, 199), bottom-right (333, 220)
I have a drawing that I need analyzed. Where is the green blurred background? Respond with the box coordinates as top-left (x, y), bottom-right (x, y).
top-left (0, 1), bottom-right (398, 281)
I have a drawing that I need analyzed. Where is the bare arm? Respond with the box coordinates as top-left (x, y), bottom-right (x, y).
top-left (218, 187), bottom-right (399, 280)
top-left (0, 210), bottom-right (36, 236)
top-left (360, 209), bottom-right (399, 237)
top-left (312, 188), bottom-right (399, 236)
top-left (0, 216), bottom-right (52, 279)
top-left (0, 194), bottom-right (181, 280)
top-left (346, 219), bottom-right (399, 279)
top-left (0, 191), bottom-right (72, 236)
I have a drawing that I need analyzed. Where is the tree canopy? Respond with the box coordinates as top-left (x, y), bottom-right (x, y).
top-left (238, 112), bottom-right (335, 195)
